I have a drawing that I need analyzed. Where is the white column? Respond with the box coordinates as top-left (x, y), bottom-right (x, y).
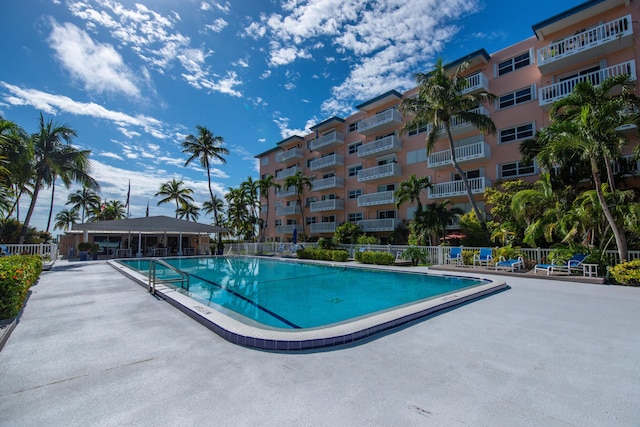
top-left (178, 232), bottom-right (183, 256)
top-left (137, 232), bottom-right (142, 257)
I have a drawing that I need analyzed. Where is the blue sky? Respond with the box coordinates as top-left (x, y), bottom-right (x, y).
top-left (1, 0), bottom-right (585, 233)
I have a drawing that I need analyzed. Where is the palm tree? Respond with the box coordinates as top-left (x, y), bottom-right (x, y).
top-left (394, 174), bottom-right (431, 214)
top-left (202, 195), bottom-right (224, 226)
top-left (54, 208), bottom-right (80, 231)
top-left (225, 187), bottom-right (252, 240)
top-left (177, 202), bottom-right (200, 222)
top-left (535, 75), bottom-right (640, 261)
top-left (182, 125), bottom-right (229, 209)
top-left (282, 171), bottom-right (312, 236)
top-left (67, 186), bottom-right (101, 223)
top-left (240, 176), bottom-right (260, 241)
top-left (20, 114), bottom-right (97, 243)
top-left (257, 174), bottom-right (279, 241)
top-left (155, 178), bottom-right (195, 218)
top-left (0, 121), bottom-right (32, 221)
top-left (93, 200), bottom-right (126, 221)
top-left (399, 58), bottom-right (496, 231)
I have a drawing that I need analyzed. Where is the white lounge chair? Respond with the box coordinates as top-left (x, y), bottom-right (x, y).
top-left (534, 254), bottom-right (588, 276)
top-left (495, 256), bottom-right (525, 272)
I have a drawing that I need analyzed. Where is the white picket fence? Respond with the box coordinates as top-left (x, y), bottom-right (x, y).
top-left (1, 243), bottom-right (59, 260)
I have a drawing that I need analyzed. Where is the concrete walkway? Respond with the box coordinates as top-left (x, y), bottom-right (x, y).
top-left (1, 260), bottom-right (639, 426)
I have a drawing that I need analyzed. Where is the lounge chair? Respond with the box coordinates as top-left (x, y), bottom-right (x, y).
top-left (473, 248), bottom-right (494, 268)
top-left (445, 247), bottom-right (463, 266)
top-left (534, 254), bottom-right (588, 276)
top-left (495, 256), bottom-right (525, 272)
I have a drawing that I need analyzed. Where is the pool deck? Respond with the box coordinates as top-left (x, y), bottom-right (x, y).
top-left (1, 260), bottom-right (639, 426)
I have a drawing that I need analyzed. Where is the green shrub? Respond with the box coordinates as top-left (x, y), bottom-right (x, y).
top-left (494, 245), bottom-right (523, 261)
top-left (356, 251), bottom-right (395, 265)
top-left (402, 246), bottom-right (429, 266)
top-left (296, 248), bottom-right (348, 262)
top-left (609, 259), bottom-right (640, 287)
top-left (331, 250), bottom-right (349, 262)
top-left (0, 255), bottom-right (43, 319)
top-left (461, 249), bottom-right (476, 266)
top-left (357, 235), bottom-right (379, 245)
top-left (317, 237), bottom-right (334, 250)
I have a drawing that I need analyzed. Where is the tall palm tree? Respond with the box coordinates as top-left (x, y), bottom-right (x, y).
top-left (535, 75), bottom-right (640, 261)
top-left (225, 187), bottom-right (253, 240)
top-left (394, 174), bottom-right (431, 214)
top-left (240, 176), bottom-right (260, 241)
top-left (92, 200), bottom-right (127, 221)
top-left (54, 208), bottom-right (80, 231)
top-left (202, 195), bottom-right (224, 226)
top-left (182, 125), bottom-right (229, 208)
top-left (399, 58), bottom-right (496, 231)
top-left (67, 186), bottom-right (101, 223)
top-left (282, 171), bottom-right (312, 236)
top-left (20, 114), bottom-right (97, 243)
top-left (177, 202), bottom-right (200, 222)
top-left (257, 174), bottom-right (279, 241)
top-left (155, 178), bottom-right (195, 218)
top-left (0, 121), bottom-right (32, 221)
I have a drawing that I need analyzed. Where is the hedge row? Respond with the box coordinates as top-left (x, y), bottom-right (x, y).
top-left (0, 255), bottom-right (43, 319)
top-left (609, 259), bottom-right (640, 287)
top-left (354, 251), bottom-right (395, 265)
top-left (297, 248), bottom-right (349, 262)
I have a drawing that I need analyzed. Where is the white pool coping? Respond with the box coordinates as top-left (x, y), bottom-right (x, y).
top-left (108, 257), bottom-right (507, 351)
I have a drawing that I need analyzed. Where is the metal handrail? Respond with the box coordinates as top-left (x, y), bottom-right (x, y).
top-left (148, 259), bottom-right (190, 294)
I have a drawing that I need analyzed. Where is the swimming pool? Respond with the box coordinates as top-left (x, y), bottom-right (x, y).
top-left (112, 256), bottom-right (506, 350)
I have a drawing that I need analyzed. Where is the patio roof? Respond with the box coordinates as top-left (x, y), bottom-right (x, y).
top-left (69, 215), bottom-right (226, 234)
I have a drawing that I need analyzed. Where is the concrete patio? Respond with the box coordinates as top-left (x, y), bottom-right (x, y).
top-left (1, 259), bottom-right (639, 426)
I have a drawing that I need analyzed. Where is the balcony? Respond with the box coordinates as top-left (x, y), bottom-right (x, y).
top-left (427, 135), bottom-right (491, 168)
top-left (310, 199), bottom-right (344, 212)
top-left (275, 147), bottom-right (304, 164)
top-left (357, 135), bottom-right (402, 158)
top-left (428, 177), bottom-right (491, 199)
top-left (276, 186), bottom-right (297, 198)
top-left (357, 190), bottom-right (395, 207)
top-left (311, 176), bottom-right (344, 191)
top-left (462, 72), bottom-right (489, 94)
top-left (276, 205), bottom-right (301, 216)
top-left (537, 15), bottom-right (633, 74)
top-left (309, 131), bottom-right (344, 152)
top-left (309, 154), bottom-right (344, 171)
top-left (427, 107), bottom-right (490, 138)
top-left (539, 61), bottom-right (636, 107)
top-left (310, 222), bottom-right (337, 234)
top-left (357, 218), bottom-right (402, 232)
top-left (276, 166), bottom-right (299, 180)
top-left (276, 224), bottom-right (296, 234)
top-left (357, 162), bottom-right (401, 182)
top-left (357, 109), bottom-right (402, 135)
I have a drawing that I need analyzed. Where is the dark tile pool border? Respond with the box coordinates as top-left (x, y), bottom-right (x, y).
top-left (109, 258), bottom-right (507, 351)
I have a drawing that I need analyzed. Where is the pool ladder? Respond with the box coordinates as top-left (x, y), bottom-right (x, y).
top-left (148, 259), bottom-right (190, 294)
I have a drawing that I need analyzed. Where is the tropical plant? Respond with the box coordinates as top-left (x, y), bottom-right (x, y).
top-left (333, 222), bottom-right (361, 244)
top-left (399, 58), bottom-right (496, 231)
top-left (155, 178), bottom-right (195, 218)
top-left (202, 195), bottom-right (224, 226)
top-left (225, 187), bottom-right (254, 240)
top-left (282, 171), bottom-right (312, 235)
top-left (402, 246), bottom-right (430, 266)
top-left (92, 200), bottom-right (127, 221)
top-left (394, 174), bottom-right (431, 213)
top-left (177, 202), bottom-right (200, 222)
top-left (66, 186), bottom-right (101, 223)
top-left (257, 174), bottom-right (279, 242)
top-left (240, 176), bottom-right (260, 241)
top-left (54, 208), bottom-right (80, 231)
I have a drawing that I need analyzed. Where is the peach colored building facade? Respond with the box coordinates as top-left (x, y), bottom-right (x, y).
top-left (256, 0), bottom-right (639, 243)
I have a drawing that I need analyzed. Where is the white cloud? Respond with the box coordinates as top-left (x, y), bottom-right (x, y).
top-left (284, 82), bottom-right (296, 90)
top-left (206, 18), bottom-right (228, 33)
top-left (48, 21), bottom-right (141, 98)
top-left (273, 114), bottom-right (316, 139)
top-left (99, 151), bottom-right (124, 160)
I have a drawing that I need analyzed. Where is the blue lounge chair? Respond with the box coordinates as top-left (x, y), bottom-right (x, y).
top-left (495, 256), bottom-right (525, 272)
top-left (445, 247), bottom-right (463, 265)
top-left (473, 248), bottom-right (494, 268)
top-left (534, 254), bottom-right (588, 276)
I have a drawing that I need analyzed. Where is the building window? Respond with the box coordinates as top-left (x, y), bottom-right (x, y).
top-left (377, 183), bottom-right (396, 192)
top-left (406, 148), bottom-right (427, 165)
top-left (306, 157), bottom-right (316, 168)
top-left (348, 141), bottom-right (362, 155)
top-left (499, 86), bottom-right (534, 109)
top-left (261, 157), bottom-right (269, 166)
top-left (499, 122), bottom-right (535, 144)
top-left (348, 188), bottom-right (363, 199)
top-left (286, 219), bottom-right (297, 226)
top-left (500, 161), bottom-right (535, 178)
top-left (275, 219), bottom-right (282, 227)
top-left (322, 215), bottom-right (335, 223)
top-left (453, 169), bottom-right (481, 180)
top-left (306, 216), bottom-right (317, 225)
top-left (498, 51), bottom-right (531, 76)
top-left (408, 123), bottom-right (429, 136)
top-left (349, 121), bottom-right (360, 132)
top-left (305, 196), bottom-right (317, 206)
top-left (349, 212), bottom-right (363, 222)
top-left (377, 210), bottom-right (396, 219)
top-left (348, 164), bottom-right (363, 177)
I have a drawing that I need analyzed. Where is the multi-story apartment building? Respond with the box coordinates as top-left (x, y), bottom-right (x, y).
top-left (255, 0), bottom-right (639, 243)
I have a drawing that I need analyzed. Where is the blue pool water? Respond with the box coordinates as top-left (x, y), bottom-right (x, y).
top-left (119, 257), bottom-right (488, 329)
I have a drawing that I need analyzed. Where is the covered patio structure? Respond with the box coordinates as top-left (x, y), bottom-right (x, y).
top-left (59, 216), bottom-right (226, 258)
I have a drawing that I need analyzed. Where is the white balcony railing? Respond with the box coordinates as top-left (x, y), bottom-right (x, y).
top-left (276, 186), bottom-right (297, 198)
top-left (309, 154), bottom-right (344, 171)
top-left (537, 15), bottom-right (633, 73)
top-left (462, 72), bottom-right (489, 94)
top-left (275, 147), bottom-right (304, 163)
top-left (539, 61), bottom-right (636, 107)
top-left (310, 222), bottom-right (337, 234)
top-left (357, 135), bottom-right (402, 158)
top-left (276, 166), bottom-right (299, 180)
top-left (276, 204), bottom-right (301, 216)
top-left (357, 162), bottom-right (401, 182)
top-left (311, 176), bottom-right (344, 191)
top-left (428, 177), bottom-right (491, 199)
top-left (357, 109), bottom-right (402, 135)
top-left (309, 131), bottom-right (344, 152)
top-left (427, 107), bottom-right (490, 137)
top-left (310, 199), bottom-right (344, 212)
top-left (357, 190), bottom-right (395, 207)
top-left (276, 224), bottom-right (297, 234)
top-left (357, 218), bottom-right (401, 232)
top-left (427, 135), bottom-right (490, 168)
